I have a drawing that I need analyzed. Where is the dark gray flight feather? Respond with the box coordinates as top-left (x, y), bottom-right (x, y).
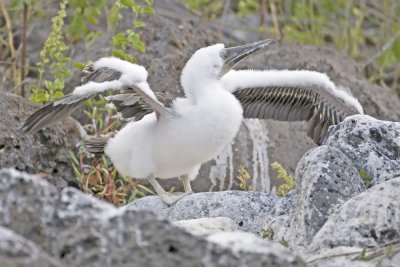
top-left (233, 85), bottom-right (360, 144)
top-left (22, 65), bottom-right (172, 134)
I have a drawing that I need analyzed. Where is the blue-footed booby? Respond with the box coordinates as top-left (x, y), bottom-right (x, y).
top-left (22, 39), bottom-right (363, 204)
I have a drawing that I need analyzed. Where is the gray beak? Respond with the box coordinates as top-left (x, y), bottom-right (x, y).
top-left (220, 39), bottom-right (274, 77)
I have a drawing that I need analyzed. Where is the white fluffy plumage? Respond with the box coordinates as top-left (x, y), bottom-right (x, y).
top-left (105, 44), bottom-right (243, 180)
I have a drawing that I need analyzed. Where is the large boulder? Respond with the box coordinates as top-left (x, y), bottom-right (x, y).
top-left (0, 226), bottom-right (65, 267)
top-left (324, 115), bottom-right (400, 186)
top-left (130, 191), bottom-right (278, 235)
top-left (284, 145), bottom-right (365, 249)
top-left (0, 168), bottom-right (305, 267)
top-left (0, 92), bottom-right (81, 189)
top-left (307, 177), bottom-right (400, 267)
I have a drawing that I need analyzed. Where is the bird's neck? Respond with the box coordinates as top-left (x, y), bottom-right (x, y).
top-left (184, 79), bottom-right (220, 102)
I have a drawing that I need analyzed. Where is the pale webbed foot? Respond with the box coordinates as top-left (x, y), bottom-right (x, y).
top-left (160, 191), bottom-right (193, 205)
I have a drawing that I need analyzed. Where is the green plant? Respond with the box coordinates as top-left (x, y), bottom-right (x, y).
top-left (69, 96), bottom-right (153, 206)
top-left (271, 161), bottom-right (295, 197)
top-left (30, 0), bottom-right (71, 104)
top-left (183, 0), bottom-right (223, 19)
top-left (359, 168), bottom-right (373, 187)
top-left (261, 223), bottom-right (274, 240)
top-left (279, 238), bottom-right (289, 248)
top-left (236, 165), bottom-right (252, 191)
top-left (67, 0), bottom-right (107, 43)
top-left (109, 0), bottom-right (154, 63)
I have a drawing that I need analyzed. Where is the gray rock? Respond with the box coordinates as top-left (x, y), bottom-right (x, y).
top-left (262, 190), bottom-right (298, 242)
top-left (0, 168), bottom-right (305, 267)
top-left (129, 191), bottom-right (278, 235)
top-left (288, 145), bottom-right (366, 248)
top-left (206, 231), bottom-right (305, 267)
top-left (0, 92), bottom-right (81, 190)
top-left (309, 177), bottom-right (400, 252)
top-left (325, 115), bottom-right (400, 186)
top-left (0, 226), bottom-right (65, 267)
top-left (173, 217), bottom-right (237, 236)
top-left (306, 246), bottom-right (398, 267)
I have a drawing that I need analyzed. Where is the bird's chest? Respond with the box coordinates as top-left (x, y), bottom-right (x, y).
top-left (157, 92), bottom-right (243, 163)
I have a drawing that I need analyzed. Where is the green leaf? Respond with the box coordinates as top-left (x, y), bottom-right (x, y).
top-left (120, 0), bottom-right (135, 7)
top-left (68, 14), bottom-right (87, 40)
top-left (145, 0), bottom-right (153, 5)
top-left (134, 21), bottom-right (145, 28)
top-left (72, 62), bottom-right (86, 69)
top-left (392, 39), bottom-right (400, 61)
top-left (112, 49), bottom-right (137, 63)
top-left (141, 6), bottom-right (155, 15)
top-left (112, 33), bottom-right (127, 48)
top-left (87, 16), bottom-right (99, 25)
top-left (29, 90), bottom-right (48, 104)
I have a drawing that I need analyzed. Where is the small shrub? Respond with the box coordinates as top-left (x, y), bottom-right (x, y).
top-left (236, 165), bottom-right (252, 191)
top-left (271, 161), bottom-right (295, 196)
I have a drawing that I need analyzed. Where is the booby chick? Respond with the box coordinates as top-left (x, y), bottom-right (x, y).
top-left (22, 39), bottom-right (363, 204)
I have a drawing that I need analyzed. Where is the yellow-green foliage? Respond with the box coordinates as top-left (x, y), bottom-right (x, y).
top-left (30, 0), bottom-right (70, 104)
top-left (237, 165), bottom-right (252, 191)
top-left (110, 0), bottom-right (154, 63)
top-left (261, 224), bottom-right (274, 240)
top-left (359, 168), bottom-right (373, 187)
top-left (271, 161), bottom-right (295, 196)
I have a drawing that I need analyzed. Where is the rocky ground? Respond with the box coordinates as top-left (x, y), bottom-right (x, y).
top-left (1, 0), bottom-right (400, 266)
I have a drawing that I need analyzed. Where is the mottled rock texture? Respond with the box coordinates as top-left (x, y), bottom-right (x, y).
top-left (0, 92), bottom-right (81, 189)
top-left (325, 115), bottom-right (400, 186)
top-left (130, 191), bottom-right (278, 235)
top-left (309, 177), bottom-right (400, 251)
top-left (0, 169), bottom-right (305, 267)
top-left (288, 145), bottom-right (365, 247)
top-left (306, 177), bottom-right (400, 267)
top-left (0, 226), bottom-right (65, 267)
top-left (173, 217), bottom-right (237, 236)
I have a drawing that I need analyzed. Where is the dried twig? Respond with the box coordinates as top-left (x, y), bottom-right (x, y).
top-left (0, 0), bottom-right (19, 84)
top-left (20, 3), bottom-right (29, 97)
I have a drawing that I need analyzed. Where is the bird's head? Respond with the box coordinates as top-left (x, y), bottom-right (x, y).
top-left (181, 39), bottom-right (274, 93)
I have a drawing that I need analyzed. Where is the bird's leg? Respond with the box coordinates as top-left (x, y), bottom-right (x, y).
top-left (180, 175), bottom-right (193, 194)
top-left (146, 176), bottom-right (191, 205)
top-left (146, 176), bottom-right (167, 195)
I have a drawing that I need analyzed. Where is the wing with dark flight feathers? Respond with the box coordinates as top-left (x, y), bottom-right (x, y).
top-left (22, 58), bottom-right (173, 134)
top-left (233, 84), bottom-right (361, 144)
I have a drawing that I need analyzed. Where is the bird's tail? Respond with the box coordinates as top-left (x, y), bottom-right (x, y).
top-left (84, 133), bottom-right (115, 154)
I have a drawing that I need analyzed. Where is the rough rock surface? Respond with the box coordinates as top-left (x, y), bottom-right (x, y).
top-left (0, 92), bottom-right (81, 189)
top-left (306, 177), bottom-right (400, 267)
top-left (0, 226), bottom-right (65, 267)
top-left (0, 168), bottom-right (305, 267)
top-left (287, 145), bottom-right (365, 248)
top-left (130, 191), bottom-right (278, 235)
top-left (325, 115), bottom-right (400, 186)
top-left (309, 177), bottom-right (400, 251)
top-left (173, 217), bottom-right (237, 236)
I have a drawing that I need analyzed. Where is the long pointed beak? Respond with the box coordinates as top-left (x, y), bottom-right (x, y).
top-left (220, 39), bottom-right (275, 77)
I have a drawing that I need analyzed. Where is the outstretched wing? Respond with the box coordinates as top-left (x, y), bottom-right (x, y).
top-left (22, 57), bottom-right (173, 134)
top-left (222, 70), bottom-right (363, 144)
